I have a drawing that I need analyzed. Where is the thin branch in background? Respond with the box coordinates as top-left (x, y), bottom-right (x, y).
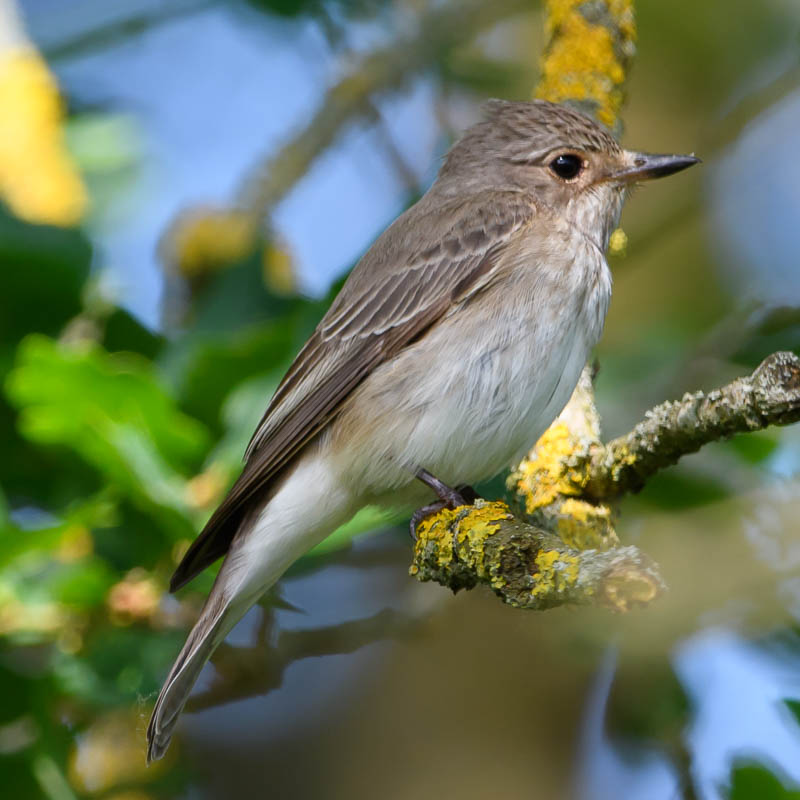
top-left (313, 0), bottom-right (423, 198)
top-left (186, 607), bottom-right (420, 711)
top-left (234, 0), bottom-right (532, 219)
top-left (43, 0), bottom-right (218, 63)
top-left (367, 98), bottom-right (423, 198)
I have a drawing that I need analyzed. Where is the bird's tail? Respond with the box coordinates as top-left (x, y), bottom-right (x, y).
top-left (146, 584), bottom-right (241, 763)
top-left (145, 449), bottom-right (356, 763)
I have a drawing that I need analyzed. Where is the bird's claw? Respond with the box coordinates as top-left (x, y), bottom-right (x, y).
top-left (410, 470), bottom-right (481, 562)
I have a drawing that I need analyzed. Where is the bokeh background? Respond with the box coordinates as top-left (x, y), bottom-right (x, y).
top-left (1, 0), bottom-right (800, 798)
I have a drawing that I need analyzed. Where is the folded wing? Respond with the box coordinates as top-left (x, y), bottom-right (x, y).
top-left (170, 190), bottom-right (535, 591)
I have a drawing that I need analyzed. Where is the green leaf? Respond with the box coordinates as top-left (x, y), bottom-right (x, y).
top-left (0, 211), bottom-right (91, 348)
top-left (7, 335), bottom-right (208, 467)
top-left (727, 762), bottom-right (800, 799)
top-left (0, 483), bottom-right (8, 527)
top-left (169, 321), bottom-right (294, 431)
top-left (102, 308), bottom-right (164, 360)
top-left (5, 336), bottom-right (209, 531)
top-left (47, 560), bottom-right (115, 608)
top-left (208, 372), bottom-right (280, 474)
top-left (0, 492), bottom-right (115, 569)
top-left (32, 753), bottom-right (79, 800)
top-left (728, 432), bottom-right (779, 464)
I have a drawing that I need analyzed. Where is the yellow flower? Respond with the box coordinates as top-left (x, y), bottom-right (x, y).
top-left (0, 48), bottom-right (87, 226)
top-left (162, 206), bottom-right (257, 278)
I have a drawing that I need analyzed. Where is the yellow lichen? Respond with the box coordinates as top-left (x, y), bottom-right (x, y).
top-left (599, 572), bottom-right (660, 612)
top-left (413, 500), bottom-right (510, 571)
top-left (511, 423), bottom-right (587, 513)
top-left (531, 548), bottom-right (581, 598)
top-left (0, 48), bottom-right (87, 226)
top-left (607, 442), bottom-right (639, 482)
top-left (556, 498), bottom-right (617, 550)
top-left (414, 505), bottom-right (462, 567)
top-left (535, 0), bottom-right (635, 128)
top-left (608, 227), bottom-right (627, 255)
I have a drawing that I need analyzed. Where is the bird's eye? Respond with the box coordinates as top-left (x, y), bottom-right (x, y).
top-left (549, 153), bottom-right (584, 180)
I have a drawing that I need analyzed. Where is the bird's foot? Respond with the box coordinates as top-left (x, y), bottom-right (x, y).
top-left (410, 469), bottom-right (481, 561)
top-left (409, 500), bottom-right (449, 540)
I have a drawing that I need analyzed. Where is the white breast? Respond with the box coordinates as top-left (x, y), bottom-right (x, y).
top-left (332, 230), bottom-right (612, 501)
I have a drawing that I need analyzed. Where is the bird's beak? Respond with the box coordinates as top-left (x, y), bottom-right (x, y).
top-left (610, 152), bottom-right (701, 183)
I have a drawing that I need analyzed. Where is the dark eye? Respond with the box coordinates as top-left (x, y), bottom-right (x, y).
top-left (549, 153), bottom-right (583, 180)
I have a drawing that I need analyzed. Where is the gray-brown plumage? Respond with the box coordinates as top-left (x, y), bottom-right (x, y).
top-left (148, 99), bottom-right (698, 762)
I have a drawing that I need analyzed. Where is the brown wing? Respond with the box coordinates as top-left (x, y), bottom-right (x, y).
top-left (170, 191), bottom-right (534, 591)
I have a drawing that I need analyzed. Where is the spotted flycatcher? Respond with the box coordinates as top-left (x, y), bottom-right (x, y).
top-left (147, 99), bottom-right (698, 760)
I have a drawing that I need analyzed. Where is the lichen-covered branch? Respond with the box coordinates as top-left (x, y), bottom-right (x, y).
top-left (583, 351), bottom-right (800, 500)
top-left (509, 367), bottom-right (618, 546)
top-left (411, 501), bottom-right (663, 612)
top-left (535, 0), bottom-right (636, 129)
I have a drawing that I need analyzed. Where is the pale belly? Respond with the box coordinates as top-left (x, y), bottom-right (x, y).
top-left (329, 276), bottom-right (604, 505)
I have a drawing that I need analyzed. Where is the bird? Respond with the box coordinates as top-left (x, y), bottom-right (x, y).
top-left (146, 99), bottom-right (698, 761)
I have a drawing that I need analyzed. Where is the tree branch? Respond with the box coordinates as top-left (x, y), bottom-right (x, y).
top-left (414, 354), bottom-right (800, 608)
top-left (584, 351), bottom-right (800, 500)
top-left (43, 0), bottom-right (218, 62)
top-left (411, 501), bottom-right (664, 612)
top-left (235, 0), bottom-right (532, 219)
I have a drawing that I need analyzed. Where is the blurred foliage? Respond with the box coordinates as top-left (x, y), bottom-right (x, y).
top-left (0, 0), bottom-right (799, 798)
top-left (0, 101), bottom-right (377, 797)
top-left (727, 762), bottom-right (800, 800)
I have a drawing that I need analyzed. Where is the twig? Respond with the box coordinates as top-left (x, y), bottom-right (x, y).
top-left (235, 0), bottom-right (531, 219)
top-left (584, 351), bottom-right (800, 499)
top-left (43, 0), bottom-right (218, 62)
top-left (186, 607), bottom-right (418, 711)
top-left (430, 354), bottom-right (800, 607)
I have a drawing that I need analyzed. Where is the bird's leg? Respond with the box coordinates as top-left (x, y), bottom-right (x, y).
top-left (409, 469), bottom-right (480, 561)
top-left (415, 468), bottom-right (479, 508)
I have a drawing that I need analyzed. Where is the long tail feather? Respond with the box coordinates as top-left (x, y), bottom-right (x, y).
top-left (146, 593), bottom-right (235, 763)
top-left (146, 450), bottom-right (354, 763)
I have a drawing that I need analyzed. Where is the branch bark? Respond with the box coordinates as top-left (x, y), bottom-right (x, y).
top-left (583, 351), bottom-right (800, 500)
top-left (186, 607), bottom-right (420, 711)
top-left (411, 501), bottom-right (664, 612)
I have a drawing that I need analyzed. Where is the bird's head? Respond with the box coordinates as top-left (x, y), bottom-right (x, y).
top-left (437, 99), bottom-right (699, 250)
